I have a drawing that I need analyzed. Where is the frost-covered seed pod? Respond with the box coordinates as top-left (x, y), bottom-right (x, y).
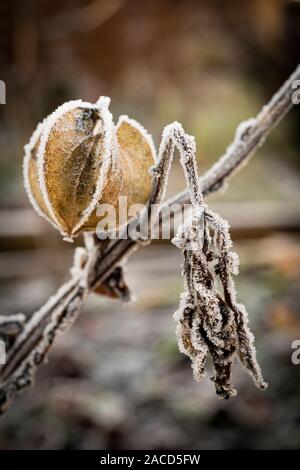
top-left (23, 97), bottom-right (156, 240)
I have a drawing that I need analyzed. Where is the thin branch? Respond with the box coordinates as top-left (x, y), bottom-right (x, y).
top-left (0, 64), bottom-right (299, 414)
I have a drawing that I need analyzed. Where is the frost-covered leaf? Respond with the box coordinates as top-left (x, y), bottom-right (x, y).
top-left (173, 207), bottom-right (268, 398)
top-left (150, 120), bottom-right (267, 398)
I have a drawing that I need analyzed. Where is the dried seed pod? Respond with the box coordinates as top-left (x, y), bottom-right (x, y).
top-left (23, 97), bottom-right (156, 240)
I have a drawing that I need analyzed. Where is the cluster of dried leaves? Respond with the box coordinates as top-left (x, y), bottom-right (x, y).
top-left (152, 123), bottom-right (267, 398)
top-left (173, 206), bottom-right (267, 398)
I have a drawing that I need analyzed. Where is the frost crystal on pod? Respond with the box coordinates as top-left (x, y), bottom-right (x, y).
top-left (23, 97), bottom-right (156, 240)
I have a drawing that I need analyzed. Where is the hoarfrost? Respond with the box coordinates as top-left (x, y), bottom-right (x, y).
top-left (116, 115), bottom-right (157, 163)
top-left (71, 97), bottom-right (115, 236)
top-left (173, 202), bottom-right (268, 397)
top-left (23, 97), bottom-right (116, 239)
top-left (23, 117), bottom-right (61, 231)
top-left (152, 123), bottom-right (269, 398)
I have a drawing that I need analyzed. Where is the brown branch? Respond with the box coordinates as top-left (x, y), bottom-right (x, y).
top-left (0, 64), bottom-right (299, 415)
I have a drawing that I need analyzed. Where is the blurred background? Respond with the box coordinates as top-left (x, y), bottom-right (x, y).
top-left (0, 0), bottom-right (300, 450)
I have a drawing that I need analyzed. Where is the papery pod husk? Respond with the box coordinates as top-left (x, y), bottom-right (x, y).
top-left (23, 98), bottom-right (156, 240)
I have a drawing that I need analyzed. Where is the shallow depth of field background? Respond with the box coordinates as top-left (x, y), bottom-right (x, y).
top-left (0, 0), bottom-right (300, 450)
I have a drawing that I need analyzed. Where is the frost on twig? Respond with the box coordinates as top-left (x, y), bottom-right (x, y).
top-left (0, 235), bottom-right (131, 414)
top-left (0, 279), bottom-right (85, 414)
top-left (171, 136), bottom-right (267, 397)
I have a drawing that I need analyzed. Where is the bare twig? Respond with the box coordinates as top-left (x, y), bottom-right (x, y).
top-left (0, 65), bottom-right (299, 414)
